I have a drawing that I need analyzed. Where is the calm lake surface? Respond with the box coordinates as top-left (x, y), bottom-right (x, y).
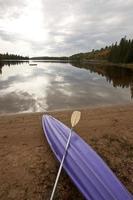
top-left (0, 60), bottom-right (133, 114)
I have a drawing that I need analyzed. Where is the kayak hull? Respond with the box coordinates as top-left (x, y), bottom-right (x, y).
top-left (42, 115), bottom-right (132, 200)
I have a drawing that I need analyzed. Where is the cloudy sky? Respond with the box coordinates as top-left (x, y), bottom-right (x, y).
top-left (0, 0), bottom-right (133, 57)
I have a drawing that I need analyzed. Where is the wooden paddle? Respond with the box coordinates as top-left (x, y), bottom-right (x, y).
top-left (50, 111), bottom-right (81, 200)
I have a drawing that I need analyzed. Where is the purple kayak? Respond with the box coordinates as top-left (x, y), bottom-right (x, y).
top-left (42, 115), bottom-right (132, 200)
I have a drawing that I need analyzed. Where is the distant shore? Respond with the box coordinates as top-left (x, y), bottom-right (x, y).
top-left (70, 59), bottom-right (133, 69)
top-left (1, 58), bottom-right (133, 70)
top-left (87, 60), bottom-right (133, 69)
top-left (0, 104), bottom-right (133, 199)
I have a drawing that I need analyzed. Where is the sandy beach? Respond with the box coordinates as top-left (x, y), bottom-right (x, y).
top-left (0, 104), bottom-right (133, 200)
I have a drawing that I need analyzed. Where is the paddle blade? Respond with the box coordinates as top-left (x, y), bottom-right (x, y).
top-left (71, 111), bottom-right (81, 128)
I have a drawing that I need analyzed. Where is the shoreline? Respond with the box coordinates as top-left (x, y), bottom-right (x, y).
top-left (0, 102), bottom-right (132, 116)
top-left (70, 59), bottom-right (133, 69)
top-left (0, 104), bottom-right (133, 199)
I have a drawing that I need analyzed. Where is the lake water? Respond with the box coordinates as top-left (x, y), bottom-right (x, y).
top-left (0, 60), bottom-right (133, 114)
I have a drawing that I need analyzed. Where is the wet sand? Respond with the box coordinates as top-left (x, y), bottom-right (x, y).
top-left (0, 105), bottom-right (133, 200)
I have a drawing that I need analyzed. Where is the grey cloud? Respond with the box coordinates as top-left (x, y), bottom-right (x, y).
top-left (0, 0), bottom-right (26, 18)
top-left (0, 29), bottom-right (19, 42)
top-left (39, 0), bottom-right (133, 55)
top-left (0, 0), bottom-right (133, 56)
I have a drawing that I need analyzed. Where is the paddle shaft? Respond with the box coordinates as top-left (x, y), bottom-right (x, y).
top-left (50, 128), bottom-right (73, 200)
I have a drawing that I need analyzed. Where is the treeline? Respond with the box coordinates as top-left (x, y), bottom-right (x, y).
top-left (70, 37), bottom-right (133, 64)
top-left (31, 56), bottom-right (68, 60)
top-left (69, 48), bottom-right (110, 61)
top-left (108, 37), bottom-right (133, 63)
top-left (0, 53), bottom-right (29, 60)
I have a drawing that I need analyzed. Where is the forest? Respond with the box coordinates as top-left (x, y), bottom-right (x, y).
top-left (70, 37), bottom-right (133, 64)
top-left (0, 53), bottom-right (29, 60)
top-left (108, 37), bottom-right (133, 63)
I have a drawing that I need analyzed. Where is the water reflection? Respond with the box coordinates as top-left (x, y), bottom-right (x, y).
top-left (0, 60), bottom-right (132, 114)
top-left (0, 60), bottom-right (29, 74)
top-left (71, 62), bottom-right (133, 98)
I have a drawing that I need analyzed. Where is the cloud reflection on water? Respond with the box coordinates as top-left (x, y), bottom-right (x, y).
top-left (0, 61), bottom-right (132, 114)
